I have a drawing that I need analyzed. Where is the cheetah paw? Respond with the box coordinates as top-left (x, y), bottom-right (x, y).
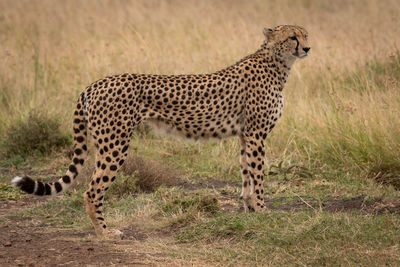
top-left (243, 195), bottom-right (265, 213)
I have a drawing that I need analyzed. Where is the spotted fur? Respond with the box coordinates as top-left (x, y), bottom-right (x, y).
top-left (13, 25), bottom-right (310, 237)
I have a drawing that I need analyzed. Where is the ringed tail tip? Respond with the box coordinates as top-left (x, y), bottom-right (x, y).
top-left (11, 176), bottom-right (24, 187)
top-left (11, 176), bottom-right (37, 194)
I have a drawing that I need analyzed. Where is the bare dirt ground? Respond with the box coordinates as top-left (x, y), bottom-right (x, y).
top-left (1, 179), bottom-right (400, 266)
top-left (0, 200), bottom-right (185, 266)
top-left (0, 199), bottom-right (155, 266)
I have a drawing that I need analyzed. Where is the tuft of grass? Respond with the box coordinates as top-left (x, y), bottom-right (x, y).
top-left (0, 110), bottom-right (71, 159)
top-left (106, 173), bottom-right (140, 200)
top-left (155, 187), bottom-right (219, 226)
top-left (371, 164), bottom-right (400, 190)
top-left (121, 153), bottom-right (179, 192)
top-left (158, 188), bottom-right (219, 214)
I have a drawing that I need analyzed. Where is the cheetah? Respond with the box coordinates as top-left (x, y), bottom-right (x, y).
top-left (12, 25), bottom-right (310, 238)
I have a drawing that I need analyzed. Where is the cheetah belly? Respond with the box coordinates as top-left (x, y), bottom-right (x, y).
top-left (146, 108), bottom-right (243, 140)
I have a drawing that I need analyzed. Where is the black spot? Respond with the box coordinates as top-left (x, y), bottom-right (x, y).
top-left (62, 175), bottom-right (71, 183)
top-left (69, 165), bottom-right (77, 173)
top-left (54, 182), bottom-right (63, 193)
top-left (110, 165), bottom-right (117, 171)
top-left (103, 176), bottom-right (109, 182)
top-left (45, 184), bottom-right (52, 195)
top-left (35, 181), bottom-right (45, 196)
top-left (76, 136), bottom-right (85, 143)
top-left (74, 148), bottom-right (82, 155)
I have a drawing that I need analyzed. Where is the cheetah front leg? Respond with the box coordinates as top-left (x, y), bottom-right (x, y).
top-left (239, 135), bottom-right (253, 201)
top-left (240, 135), bottom-right (266, 212)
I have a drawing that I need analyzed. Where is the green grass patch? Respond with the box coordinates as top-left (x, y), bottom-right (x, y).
top-left (177, 211), bottom-right (400, 265)
top-left (22, 190), bottom-right (89, 227)
top-left (0, 183), bottom-right (26, 200)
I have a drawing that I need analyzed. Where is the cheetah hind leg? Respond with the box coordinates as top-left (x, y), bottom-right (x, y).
top-left (83, 137), bottom-right (131, 239)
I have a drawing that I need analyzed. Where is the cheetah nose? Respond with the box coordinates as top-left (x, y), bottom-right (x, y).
top-left (303, 47), bottom-right (310, 53)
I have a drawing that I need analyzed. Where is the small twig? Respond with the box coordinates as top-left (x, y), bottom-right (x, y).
top-left (297, 195), bottom-right (316, 211)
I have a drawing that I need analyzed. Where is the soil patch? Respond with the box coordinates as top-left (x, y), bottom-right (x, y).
top-left (0, 197), bottom-right (47, 217)
top-left (0, 221), bottom-right (176, 266)
top-left (0, 224), bottom-right (148, 266)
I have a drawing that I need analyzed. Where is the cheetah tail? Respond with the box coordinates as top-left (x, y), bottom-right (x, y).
top-left (11, 93), bottom-right (89, 196)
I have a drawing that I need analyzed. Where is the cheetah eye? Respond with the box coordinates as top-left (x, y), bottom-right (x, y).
top-left (290, 36), bottom-right (297, 41)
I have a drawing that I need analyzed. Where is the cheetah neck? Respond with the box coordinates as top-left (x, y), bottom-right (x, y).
top-left (253, 49), bottom-right (292, 89)
top-left (218, 45), bottom-right (293, 92)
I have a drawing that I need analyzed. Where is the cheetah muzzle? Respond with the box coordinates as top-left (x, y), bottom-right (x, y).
top-left (12, 25), bottom-right (310, 237)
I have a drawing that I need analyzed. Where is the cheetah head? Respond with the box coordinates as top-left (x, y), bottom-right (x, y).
top-left (263, 25), bottom-right (310, 62)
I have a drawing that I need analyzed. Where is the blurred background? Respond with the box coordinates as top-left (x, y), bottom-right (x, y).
top-left (0, 0), bottom-right (400, 185)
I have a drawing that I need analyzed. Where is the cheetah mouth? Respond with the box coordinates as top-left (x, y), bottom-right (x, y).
top-left (293, 52), bottom-right (308, 58)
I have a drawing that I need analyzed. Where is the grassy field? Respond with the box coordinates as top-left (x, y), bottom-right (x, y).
top-left (0, 0), bottom-right (400, 266)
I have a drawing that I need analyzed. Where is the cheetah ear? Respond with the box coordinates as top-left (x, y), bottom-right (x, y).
top-left (263, 28), bottom-right (274, 41)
